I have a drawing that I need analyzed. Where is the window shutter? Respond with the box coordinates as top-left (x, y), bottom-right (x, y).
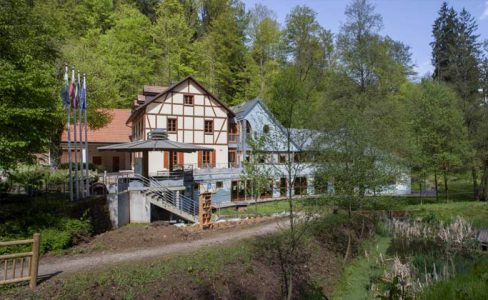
top-left (178, 152), bottom-right (184, 165)
top-left (211, 150), bottom-right (216, 168)
top-left (164, 151), bottom-right (169, 169)
top-left (198, 151), bottom-right (202, 168)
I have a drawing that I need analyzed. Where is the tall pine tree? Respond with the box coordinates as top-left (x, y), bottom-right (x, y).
top-left (431, 2), bottom-right (484, 199)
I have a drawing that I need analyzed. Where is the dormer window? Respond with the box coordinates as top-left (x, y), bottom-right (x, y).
top-left (263, 124), bottom-right (270, 134)
top-left (184, 94), bottom-right (194, 105)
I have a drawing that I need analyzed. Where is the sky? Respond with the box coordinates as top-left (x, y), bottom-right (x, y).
top-left (244, 0), bottom-right (488, 78)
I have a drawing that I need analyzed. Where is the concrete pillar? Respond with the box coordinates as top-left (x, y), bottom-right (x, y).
top-left (129, 189), bottom-right (151, 223)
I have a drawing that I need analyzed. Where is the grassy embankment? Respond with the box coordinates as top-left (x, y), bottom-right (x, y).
top-left (1, 209), bottom-right (378, 299)
top-left (331, 236), bottom-right (390, 300)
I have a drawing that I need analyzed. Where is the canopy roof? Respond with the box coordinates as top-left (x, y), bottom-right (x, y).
top-left (98, 129), bottom-right (211, 152)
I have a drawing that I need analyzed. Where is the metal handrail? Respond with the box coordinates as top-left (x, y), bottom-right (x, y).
top-left (133, 174), bottom-right (198, 218)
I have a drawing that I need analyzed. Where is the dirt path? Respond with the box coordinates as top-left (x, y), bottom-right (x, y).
top-left (38, 219), bottom-right (287, 278)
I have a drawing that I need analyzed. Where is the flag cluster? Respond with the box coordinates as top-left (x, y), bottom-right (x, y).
top-left (61, 65), bottom-right (89, 201)
top-left (61, 66), bottom-right (86, 111)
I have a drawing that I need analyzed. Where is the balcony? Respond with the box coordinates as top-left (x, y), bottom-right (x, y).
top-left (228, 133), bottom-right (239, 146)
top-left (193, 162), bottom-right (242, 180)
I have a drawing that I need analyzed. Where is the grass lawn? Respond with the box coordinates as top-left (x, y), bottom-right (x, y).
top-left (1, 241), bottom-right (255, 299)
top-left (331, 236), bottom-right (391, 300)
top-left (406, 201), bottom-right (488, 228)
top-left (216, 197), bottom-right (329, 216)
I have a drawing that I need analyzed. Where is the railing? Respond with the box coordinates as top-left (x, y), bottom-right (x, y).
top-left (133, 174), bottom-right (198, 218)
top-left (228, 133), bottom-right (239, 143)
top-left (191, 162), bottom-right (242, 169)
top-left (0, 233), bottom-right (40, 288)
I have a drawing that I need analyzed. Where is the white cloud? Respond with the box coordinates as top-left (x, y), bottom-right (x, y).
top-left (480, 1), bottom-right (488, 20)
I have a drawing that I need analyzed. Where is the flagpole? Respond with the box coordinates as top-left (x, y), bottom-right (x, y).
top-left (83, 74), bottom-right (90, 197)
top-left (72, 67), bottom-right (79, 201)
top-left (66, 64), bottom-right (73, 202)
top-left (78, 72), bottom-right (84, 198)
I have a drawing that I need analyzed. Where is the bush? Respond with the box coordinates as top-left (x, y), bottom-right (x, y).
top-left (308, 213), bottom-right (378, 255)
top-left (0, 215), bottom-right (91, 255)
top-left (40, 229), bottom-right (73, 253)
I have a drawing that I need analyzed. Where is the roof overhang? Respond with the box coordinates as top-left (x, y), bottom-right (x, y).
top-left (98, 139), bottom-right (212, 152)
top-left (127, 76), bottom-right (235, 124)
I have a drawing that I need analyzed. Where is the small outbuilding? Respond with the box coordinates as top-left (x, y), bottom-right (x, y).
top-left (478, 229), bottom-right (488, 251)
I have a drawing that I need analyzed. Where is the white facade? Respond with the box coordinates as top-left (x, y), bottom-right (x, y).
top-left (130, 77), bottom-right (232, 176)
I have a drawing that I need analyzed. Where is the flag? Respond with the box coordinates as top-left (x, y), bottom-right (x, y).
top-left (76, 73), bottom-right (81, 110)
top-left (60, 67), bottom-right (70, 108)
top-left (69, 69), bottom-right (77, 108)
top-left (80, 75), bottom-right (87, 111)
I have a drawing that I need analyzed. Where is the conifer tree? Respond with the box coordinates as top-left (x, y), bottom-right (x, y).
top-left (431, 2), bottom-right (484, 199)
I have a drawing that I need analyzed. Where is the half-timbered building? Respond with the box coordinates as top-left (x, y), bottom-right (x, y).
top-left (127, 76), bottom-right (235, 176)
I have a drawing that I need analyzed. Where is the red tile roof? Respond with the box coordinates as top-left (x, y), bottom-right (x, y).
top-left (61, 109), bottom-right (131, 144)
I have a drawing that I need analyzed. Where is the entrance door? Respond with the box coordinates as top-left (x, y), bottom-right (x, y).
top-left (231, 181), bottom-right (239, 201)
top-left (295, 177), bottom-right (307, 195)
top-left (280, 178), bottom-right (287, 197)
top-left (112, 156), bottom-right (120, 172)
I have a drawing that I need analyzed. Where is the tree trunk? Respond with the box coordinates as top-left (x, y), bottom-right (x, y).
top-left (472, 165), bottom-right (479, 201)
top-left (443, 168), bottom-right (449, 203)
top-left (434, 170), bottom-right (439, 201)
top-left (419, 180), bottom-right (423, 205)
top-left (479, 160), bottom-right (488, 202)
top-left (286, 273), bottom-right (293, 300)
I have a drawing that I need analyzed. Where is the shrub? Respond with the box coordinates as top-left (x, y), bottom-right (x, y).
top-left (40, 229), bottom-right (73, 253)
top-left (0, 215), bottom-right (91, 254)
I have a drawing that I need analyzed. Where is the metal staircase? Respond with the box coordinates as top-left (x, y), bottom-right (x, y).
top-left (133, 174), bottom-right (199, 223)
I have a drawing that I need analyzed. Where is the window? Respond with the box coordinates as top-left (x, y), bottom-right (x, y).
top-left (216, 181), bottom-right (223, 189)
top-left (246, 121), bottom-right (252, 134)
top-left (183, 94), bottom-right (194, 105)
top-left (263, 124), bottom-right (270, 134)
top-left (93, 156), bottom-right (102, 165)
top-left (204, 120), bottom-right (213, 134)
top-left (167, 118), bottom-right (177, 132)
top-left (279, 154), bottom-right (286, 164)
top-left (202, 151), bottom-right (211, 165)
top-left (171, 151), bottom-right (178, 166)
top-left (228, 151), bottom-right (237, 167)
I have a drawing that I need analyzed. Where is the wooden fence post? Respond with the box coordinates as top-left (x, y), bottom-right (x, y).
top-left (29, 233), bottom-right (40, 288)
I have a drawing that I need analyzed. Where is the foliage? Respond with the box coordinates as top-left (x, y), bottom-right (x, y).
top-left (418, 257), bottom-right (488, 300)
top-left (0, 215), bottom-right (91, 255)
top-left (7, 165), bottom-right (48, 191)
top-left (241, 135), bottom-right (272, 212)
top-left (403, 79), bottom-right (470, 201)
top-left (369, 216), bottom-right (484, 299)
top-left (313, 0), bottom-right (411, 215)
top-left (0, 0), bottom-right (63, 169)
top-left (431, 2), bottom-right (487, 201)
top-left (332, 236), bottom-right (390, 300)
